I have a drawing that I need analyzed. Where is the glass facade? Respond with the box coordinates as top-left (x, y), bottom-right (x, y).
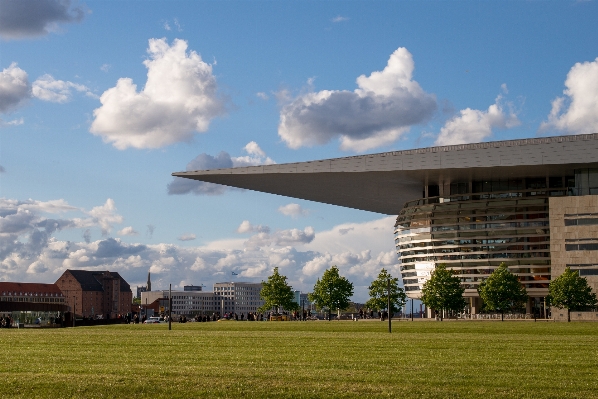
top-left (395, 177), bottom-right (572, 300)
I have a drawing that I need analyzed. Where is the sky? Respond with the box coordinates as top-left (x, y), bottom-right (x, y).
top-left (1, 0), bottom-right (598, 302)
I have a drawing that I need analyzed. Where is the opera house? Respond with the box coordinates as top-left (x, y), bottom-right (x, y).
top-left (174, 133), bottom-right (598, 317)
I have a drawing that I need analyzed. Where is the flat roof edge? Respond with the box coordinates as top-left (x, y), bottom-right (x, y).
top-left (172, 133), bottom-right (598, 177)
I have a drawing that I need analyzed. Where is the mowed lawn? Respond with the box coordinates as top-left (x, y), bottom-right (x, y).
top-left (2, 321), bottom-right (597, 398)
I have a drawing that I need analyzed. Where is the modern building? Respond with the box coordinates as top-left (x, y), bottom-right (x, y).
top-left (55, 270), bottom-right (133, 319)
top-left (141, 289), bottom-right (218, 316)
top-left (141, 282), bottom-right (264, 317)
top-left (174, 133), bottom-right (598, 316)
top-left (0, 282), bottom-right (67, 324)
top-left (214, 282), bottom-right (264, 316)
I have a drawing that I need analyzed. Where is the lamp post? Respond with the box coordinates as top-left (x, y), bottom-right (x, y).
top-left (168, 284), bottom-right (172, 331)
top-left (387, 278), bottom-right (391, 333)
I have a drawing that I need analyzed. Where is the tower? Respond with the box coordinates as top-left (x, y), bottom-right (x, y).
top-left (147, 271), bottom-right (151, 292)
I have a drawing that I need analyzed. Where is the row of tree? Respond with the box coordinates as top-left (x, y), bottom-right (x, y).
top-left (420, 263), bottom-right (598, 322)
top-left (259, 266), bottom-right (405, 319)
top-left (259, 263), bottom-right (597, 322)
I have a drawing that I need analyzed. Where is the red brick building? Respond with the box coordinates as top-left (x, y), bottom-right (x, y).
top-left (55, 270), bottom-right (132, 319)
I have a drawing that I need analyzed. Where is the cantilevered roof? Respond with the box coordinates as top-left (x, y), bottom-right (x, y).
top-left (173, 134), bottom-right (598, 215)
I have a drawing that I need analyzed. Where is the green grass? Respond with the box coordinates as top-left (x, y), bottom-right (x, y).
top-left (1, 320), bottom-right (597, 398)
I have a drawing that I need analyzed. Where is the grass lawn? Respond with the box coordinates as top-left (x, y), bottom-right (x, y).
top-left (1, 320), bottom-right (597, 398)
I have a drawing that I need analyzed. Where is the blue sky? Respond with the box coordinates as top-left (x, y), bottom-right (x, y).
top-left (1, 0), bottom-right (597, 301)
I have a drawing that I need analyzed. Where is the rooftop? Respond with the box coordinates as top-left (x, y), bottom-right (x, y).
top-left (173, 133), bottom-right (598, 215)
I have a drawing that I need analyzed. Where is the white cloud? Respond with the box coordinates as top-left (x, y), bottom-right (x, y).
top-left (32, 74), bottom-right (94, 103)
top-left (332, 16), bottom-right (349, 23)
top-left (76, 198), bottom-right (124, 236)
top-left (0, 63), bottom-right (31, 113)
top-left (178, 233), bottom-right (197, 241)
top-left (278, 47), bottom-right (436, 152)
top-left (0, 196), bottom-right (399, 302)
top-left (100, 64), bottom-right (111, 72)
top-left (540, 57), bottom-right (598, 135)
top-left (0, 0), bottom-right (85, 40)
top-left (117, 226), bottom-right (139, 236)
top-left (163, 21), bottom-right (171, 31)
top-left (90, 38), bottom-right (225, 150)
top-left (278, 203), bottom-right (309, 218)
top-left (435, 90), bottom-right (520, 146)
top-left (0, 117), bottom-right (24, 127)
top-left (236, 220), bottom-right (270, 234)
top-left (231, 141), bottom-right (275, 167)
top-left (168, 142), bottom-right (275, 195)
top-left (256, 92), bottom-right (269, 100)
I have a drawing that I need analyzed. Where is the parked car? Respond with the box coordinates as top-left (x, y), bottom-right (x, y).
top-left (143, 317), bottom-right (162, 324)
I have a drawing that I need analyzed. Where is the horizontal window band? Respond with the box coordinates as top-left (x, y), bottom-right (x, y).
top-left (565, 244), bottom-right (598, 251)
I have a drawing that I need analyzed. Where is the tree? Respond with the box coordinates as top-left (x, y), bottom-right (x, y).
top-left (366, 268), bottom-right (406, 316)
top-left (309, 266), bottom-right (354, 321)
top-left (548, 267), bottom-right (597, 322)
top-left (477, 263), bottom-right (528, 321)
top-left (259, 267), bottom-right (298, 313)
top-left (420, 264), bottom-right (466, 320)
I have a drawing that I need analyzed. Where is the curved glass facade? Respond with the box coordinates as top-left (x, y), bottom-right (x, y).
top-left (395, 179), bottom-right (569, 300)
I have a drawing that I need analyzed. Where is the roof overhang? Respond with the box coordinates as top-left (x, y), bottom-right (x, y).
top-left (173, 134), bottom-right (598, 215)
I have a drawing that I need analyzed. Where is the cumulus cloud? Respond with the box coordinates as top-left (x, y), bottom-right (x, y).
top-left (32, 74), bottom-right (94, 102)
top-left (90, 38), bottom-right (225, 150)
top-left (278, 203), bottom-right (309, 218)
top-left (0, 0), bottom-right (85, 39)
top-left (231, 141), bottom-right (275, 167)
top-left (540, 57), bottom-right (598, 135)
top-left (0, 195), bottom-right (400, 301)
top-left (168, 142), bottom-right (275, 195)
top-left (178, 233), bottom-right (196, 242)
top-left (117, 226), bottom-right (139, 236)
top-left (278, 47), bottom-right (436, 152)
top-left (236, 220), bottom-right (270, 234)
top-left (81, 199), bottom-right (124, 236)
top-left (167, 151), bottom-right (233, 195)
top-left (434, 89), bottom-right (520, 146)
top-left (0, 63), bottom-right (31, 113)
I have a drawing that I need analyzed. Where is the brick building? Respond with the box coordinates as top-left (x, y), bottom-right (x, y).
top-left (55, 270), bottom-right (132, 319)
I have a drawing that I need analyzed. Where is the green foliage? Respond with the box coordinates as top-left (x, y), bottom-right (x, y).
top-left (420, 264), bottom-right (466, 318)
top-left (308, 266), bottom-right (354, 318)
top-left (259, 267), bottom-right (298, 313)
top-left (549, 267), bottom-right (597, 321)
top-left (132, 297), bottom-right (141, 305)
top-left (365, 268), bottom-right (406, 314)
top-left (478, 263), bottom-right (528, 319)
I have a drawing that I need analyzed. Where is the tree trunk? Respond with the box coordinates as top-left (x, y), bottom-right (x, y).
top-left (501, 311), bottom-right (504, 322)
top-left (567, 308), bottom-right (570, 322)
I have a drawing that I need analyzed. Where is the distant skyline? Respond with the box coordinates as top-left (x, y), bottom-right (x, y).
top-left (1, 0), bottom-right (597, 301)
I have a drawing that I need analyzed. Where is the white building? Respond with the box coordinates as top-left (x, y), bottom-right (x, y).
top-left (140, 281), bottom-right (264, 317)
top-left (214, 282), bottom-right (264, 316)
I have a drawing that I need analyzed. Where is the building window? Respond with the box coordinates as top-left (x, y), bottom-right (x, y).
top-left (566, 243), bottom-right (598, 251)
top-left (564, 218), bottom-right (598, 226)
